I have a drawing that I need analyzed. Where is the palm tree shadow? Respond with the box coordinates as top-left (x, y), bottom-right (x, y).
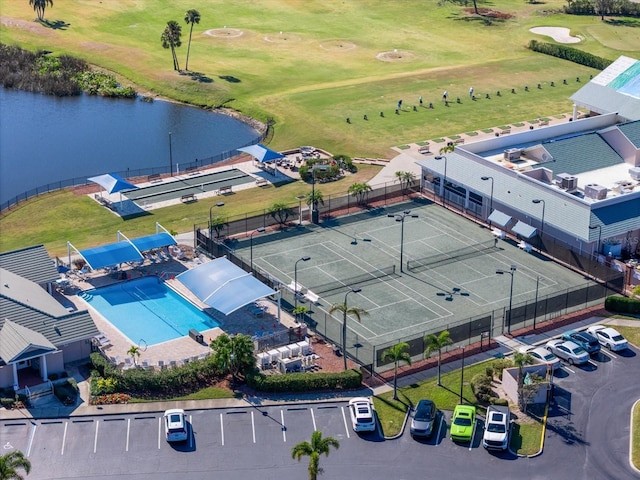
top-left (182, 71), bottom-right (213, 83)
top-left (40, 19), bottom-right (70, 30)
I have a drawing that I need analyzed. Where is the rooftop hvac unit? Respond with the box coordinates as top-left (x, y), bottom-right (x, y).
top-left (556, 173), bottom-right (578, 191)
top-left (504, 149), bottom-right (522, 161)
top-left (630, 167), bottom-right (640, 181)
top-left (585, 184), bottom-right (608, 200)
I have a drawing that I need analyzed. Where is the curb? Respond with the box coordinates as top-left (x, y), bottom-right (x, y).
top-left (630, 398), bottom-right (640, 474)
top-left (519, 393), bottom-right (549, 458)
top-left (382, 405), bottom-right (411, 440)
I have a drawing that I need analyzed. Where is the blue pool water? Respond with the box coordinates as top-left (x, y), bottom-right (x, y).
top-left (81, 277), bottom-right (219, 345)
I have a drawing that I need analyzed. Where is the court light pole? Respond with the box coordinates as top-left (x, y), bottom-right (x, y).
top-left (249, 227), bottom-right (265, 273)
top-left (589, 224), bottom-right (602, 256)
top-left (496, 265), bottom-right (517, 335)
top-left (532, 199), bottom-right (546, 238)
top-left (296, 195), bottom-right (306, 226)
top-left (294, 256), bottom-right (311, 311)
top-left (310, 165), bottom-right (328, 224)
top-left (459, 345), bottom-right (466, 404)
top-left (388, 210), bottom-right (419, 273)
top-left (481, 176), bottom-right (494, 227)
top-left (342, 287), bottom-right (362, 371)
top-left (434, 155), bottom-right (448, 207)
top-left (168, 132), bottom-right (173, 176)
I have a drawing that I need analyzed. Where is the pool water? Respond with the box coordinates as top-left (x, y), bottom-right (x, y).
top-left (81, 277), bottom-right (219, 345)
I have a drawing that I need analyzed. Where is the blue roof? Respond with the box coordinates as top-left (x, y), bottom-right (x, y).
top-left (79, 242), bottom-right (143, 270)
top-left (130, 232), bottom-right (176, 252)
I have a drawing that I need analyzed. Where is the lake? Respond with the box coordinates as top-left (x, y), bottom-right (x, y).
top-left (0, 88), bottom-right (261, 208)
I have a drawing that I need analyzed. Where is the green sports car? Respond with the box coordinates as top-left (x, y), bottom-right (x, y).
top-left (450, 405), bottom-right (477, 443)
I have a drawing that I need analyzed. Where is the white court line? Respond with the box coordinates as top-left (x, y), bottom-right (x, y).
top-left (220, 413), bottom-right (225, 446)
top-left (281, 410), bottom-right (286, 442)
top-left (158, 417), bottom-right (162, 449)
top-left (251, 411), bottom-right (256, 443)
top-left (94, 420), bottom-right (99, 453)
top-left (310, 408), bottom-right (317, 431)
top-left (61, 422), bottom-right (68, 455)
top-left (126, 419), bottom-right (130, 452)
top-left (26, 424), bottom-right (36, 457)
top-left (341, 406), bottom-right (351, 439)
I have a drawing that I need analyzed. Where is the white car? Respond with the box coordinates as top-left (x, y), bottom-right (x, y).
top-left (163, 408), bottom-right (188, 442)
top-left (519, 345), bottom-right (560, 370)
top-left (483, 405), bottom-right (511, 451)
top-left (586, 325), bottom-right (628, 351)
top-left (348, 397), bottom-right (376, 432)
top-left (545, 339), bottom-right (589, 365)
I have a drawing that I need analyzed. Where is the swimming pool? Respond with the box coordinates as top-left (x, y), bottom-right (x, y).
top-left (81, 277), bottom-right (219, 346)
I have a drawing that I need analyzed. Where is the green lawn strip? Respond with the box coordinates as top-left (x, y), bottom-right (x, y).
top-left (465, 131), bottom-right (479, 136)
top-left (527, 119), bottom-right (540, 124)
top-left (448, 135), bottom-right (461, 140)
top-left (481, 128), bottom-right (495, 134)
top-left (416, 141), bottom-right (429, 146)
top-left (432, 138), bottom-right (446, 143)
top-left (614, 325), bottom-right (640, 349)
top-left (497, 125), bottom-right (511, 131)
top-left (397, 145), bottom-right (411, 150)
top-left (512, 122), bottom-right (525, 127)
top-left (633, 401), bottom-right (640, 470)
top-left (510, 420), bottom-right (544, 456)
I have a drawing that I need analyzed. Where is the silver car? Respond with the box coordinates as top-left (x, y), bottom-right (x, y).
top-left (410, 399), bottom-right (437, 438)
top-left (545, 339), bottom-right (589, 365)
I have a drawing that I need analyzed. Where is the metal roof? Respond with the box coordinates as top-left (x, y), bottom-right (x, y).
top-left (0, 245), bottom-right (59, 284)
top-left (540, 133), bottom-right (624, 176)
top-left (0, 320), bottom-right (56, 364)
top-left (618, 121), bottom-right (640, 148)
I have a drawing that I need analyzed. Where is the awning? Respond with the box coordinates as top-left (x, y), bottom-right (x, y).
top-left (237, 144), bottom-right (284, 163)
top-left (78, 242), bottom-right (143, 270)
top-left (130, 232), bottom-right (177, 252)
top-left (88, 173), bottom-right (137, 194)
top-left (512, 221), bottom-right (537, 239)
top-left (488, 210), bottom-right (513, 228)
top-left (176, 257), bottom-right (277, 315)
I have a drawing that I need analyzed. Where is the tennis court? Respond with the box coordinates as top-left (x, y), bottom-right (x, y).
top-left (241, 200), bottom-right (598, 370)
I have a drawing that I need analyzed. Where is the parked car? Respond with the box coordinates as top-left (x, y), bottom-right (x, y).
top-left (562, 329), bottom-right (601, 355)
top-left (348, 397), bottom-right (376, 432)
top-left (519, 345), bottom-right (560, 370)
top-left (163, 408), bottom-right (188, 442)
top-left (586, 325), bottom-right (628, 352)
top-left (410, 399), bottom-right (437, 438)
top-left (545, 339), bottom-right (590, 365)
top-left (450, 404), bottom-right (476, 443)
top-left (482, 405), bottom-right (511, 451)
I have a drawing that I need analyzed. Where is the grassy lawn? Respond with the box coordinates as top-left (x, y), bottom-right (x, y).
top-left (634, 401), bottom-right (640, 470)
top-left (510, 420), bottom-right (544, 456)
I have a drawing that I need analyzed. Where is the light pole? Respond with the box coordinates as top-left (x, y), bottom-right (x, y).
top-left (249, 227), bottom-right (265, 272)
top-left (434, 155), bottom-right (448, 207)
top-left (481, 176), bottom-right (494, 227)
top-left (459, 345), bottom-right (466, 404)
top-left (533, 275), bottom-right (540, 330)
top-left (168, 132), bottom-right (173, 176)
top-left (310, 165), bottom-right (328, 224)
top-left (589, 224), bottom-right (602, 255)
top-left (294, 256), bottom-right (311, 311)
top-left (388, 210), bottom-right (419, 273)
top-left (342, 287), bottom-right (362, 371)
top-left (296, 195), bottom-right (306, 226)
top-left (496, 265), bottom-right (517, 335)
top-left (532, 199), bottom-right (546, 238)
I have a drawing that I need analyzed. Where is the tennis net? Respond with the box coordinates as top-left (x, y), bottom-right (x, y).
top-left (310, 265), bottom-right (397, 295)
top-left (407, 239), bottom-right (498, 272)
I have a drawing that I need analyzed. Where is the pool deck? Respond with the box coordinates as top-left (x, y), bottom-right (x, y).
top-left (61, 254), bottom-right (299, 369)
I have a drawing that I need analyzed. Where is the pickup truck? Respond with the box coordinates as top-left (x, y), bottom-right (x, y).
top-left (482, 405), bottom-right (511, 451)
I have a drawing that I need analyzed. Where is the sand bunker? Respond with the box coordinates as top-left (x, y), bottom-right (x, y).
top-left (376, 50), bottom-right (415, 62)
top-left (530, 27), bottom-right (581, 44)
top-left (204, 28), bottom-right (243, 38)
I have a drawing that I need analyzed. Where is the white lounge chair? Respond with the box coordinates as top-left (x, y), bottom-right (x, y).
top-left (304, 290), bottom-right (319, 304)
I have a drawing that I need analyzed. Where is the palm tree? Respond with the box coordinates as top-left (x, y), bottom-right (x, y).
top-left (513, 352), bottom-right (534, 409)
top-left (0, 450), bottom-right (31, 480)
top-left (183, 9), bottom-right (201, 71)
top-left (424, 330), bottom-right (453, 386)
top-left (329, 299), bottom-right (369, 371)
top-left (29, 0), bottom-right (53, 22)
top-left (209, 215), bottom-right (227, 241)
top-left (306, 190), bottom-right (324, 214)
top-left (127, 345), bottom-right (141, 366)
top-left (210, 333), bottom-right (256, 384)
top-left (381, 342), bottom-right (412, 400)
top-left (268, 202), bottom-right (293, 227)
top-left (348, 182), bottom-right (372, 206)
top-left (291, 430), bottom-right (339, 480)
top-left (161, 21), bottom-right (182, 71)
top-left (394, 171), bottom-right (416, 195)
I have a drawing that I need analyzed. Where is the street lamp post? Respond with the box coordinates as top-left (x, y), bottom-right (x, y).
top-left (294, 256), bottom-right (311, 311)
top-left (342, 287), bottom-right (362, 371)
top-left (532, 199), bottom-right (546, 238)
top-left (496, 265), bottom-right (517, 335)
top-left (387, 210), bottom-right (419, 273)
top-left (481, 176), bottom-right (494, 227)
top-left (434, 155), bottom-right (448, 207)
top-left (296, 195), bottom-right (306, 226)
top-left (589, 224), bottom-right (602, 256)
top-left (459, 345), bottom-right (466, 404)
top-left (168, 132), bottom-right (173, 176)
top-left (310, 165), bottom-right (328, 224)
top-left (249, 227), bottom-right (265, 273)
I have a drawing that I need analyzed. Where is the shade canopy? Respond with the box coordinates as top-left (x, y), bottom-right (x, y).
top-left (176, 257), bottom-right (276, 315)
top-left (488, 210), bottom-right (513, 228)
top-left (130, 232), bottom-right (177, 252)
top-left (511, 221), bottom-right (537, 239)
top-left (78, 242), bottom-right (142, 270)
top-left (237, 144), bottom-right (284, 163)
top-left (88, 173), bottom-right (137, 194)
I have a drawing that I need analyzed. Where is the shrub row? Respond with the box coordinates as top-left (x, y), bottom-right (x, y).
top-left (605, 295), bottom-right (640, 315)
top-left (470, 373), bottom-right (508, 406)
top-left (527, 40), bottom-right (612, 71)
top-left (53, 378), bottom-right (78, 406)
top-left (247, 369), bottom-right (362, 393)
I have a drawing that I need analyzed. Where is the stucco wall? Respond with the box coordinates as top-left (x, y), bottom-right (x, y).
top-left (502, 364), bottom-right (550, 405)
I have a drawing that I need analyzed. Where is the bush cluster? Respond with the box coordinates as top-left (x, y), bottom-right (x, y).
top-left (605, 294), bottom-right (640, 314)
top-left (53, 378), bottom-right (78, 406)
top-left (527, 40), bottom-right (612, 71)
top-left (491, 358), bottom-right (514, 381)
top-left (90, 393), bottom-right (131, 405)
top-left (564, 0), bottom-right (640, 17)
top-left (247, 369), bottom-right (362, 393)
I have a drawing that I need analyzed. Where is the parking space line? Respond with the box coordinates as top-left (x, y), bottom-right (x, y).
top-left (310, 408), bottom-right (317, 431)
top-left (94, 420), bottom-right (99, 453)
top-left (251, 411), bottom-right (256, 443)
top-left (341, 406), bottom-right (350, 439)
top-left (436, 416), bottom-right (444, 446)
top-left (26, 424), bottom-right (36, 457)
top-left (220, 413), bottom-right (225, 446)
top-left (601, 350), bottom-right (617, 359)
top-left (189, 415), bottom-right (193, 450)
top-left (61, 422), bottom-right (68, 456)
top-left (158, 417), bottom-right (161, 450)
top-left (563, 365), bottom-right (576, 374)
top-left (126, 419), bottom-right (130, 452)
top-left (469, 421), bottom-right (477, 451)
top-left (587, 360), bottom-right (597, 368)
top-left (281, 410), bottom-right (286, 442)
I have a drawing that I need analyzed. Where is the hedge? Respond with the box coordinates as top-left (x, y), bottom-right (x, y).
top-left (53, 378), bottom-right (78, 406)
top-left (247, 369), bottom-right (362, 393)
top-left (605, 295), bottom-right (640, 315)
top-left (527, 40), bottom-right (612, 71)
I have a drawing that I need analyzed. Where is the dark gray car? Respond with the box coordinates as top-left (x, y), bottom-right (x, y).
top-left (562, 329), bottom-right (601, 355)
top-left (410, 399), bottom-right (436, 438)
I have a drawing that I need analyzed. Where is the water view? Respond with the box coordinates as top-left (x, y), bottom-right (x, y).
top-left (0, 88), bottom-right (260, 207)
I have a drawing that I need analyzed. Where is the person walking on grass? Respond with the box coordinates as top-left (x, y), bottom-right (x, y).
top-left (469, 86), bottom-right (474, 97)
top-left (442, 91), bottom-right (448, 101)
top-left (419, 95), bottom-right (423, 106)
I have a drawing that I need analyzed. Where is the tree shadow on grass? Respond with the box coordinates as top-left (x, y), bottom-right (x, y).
top-left (219, 75), bottom-right (241, 83)
top-left (605, 18), bottom-right (640, 27)
top-left (40, 19), bottom-right (70, 30)
top-left (181, 71), bottom-right (213, 83)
